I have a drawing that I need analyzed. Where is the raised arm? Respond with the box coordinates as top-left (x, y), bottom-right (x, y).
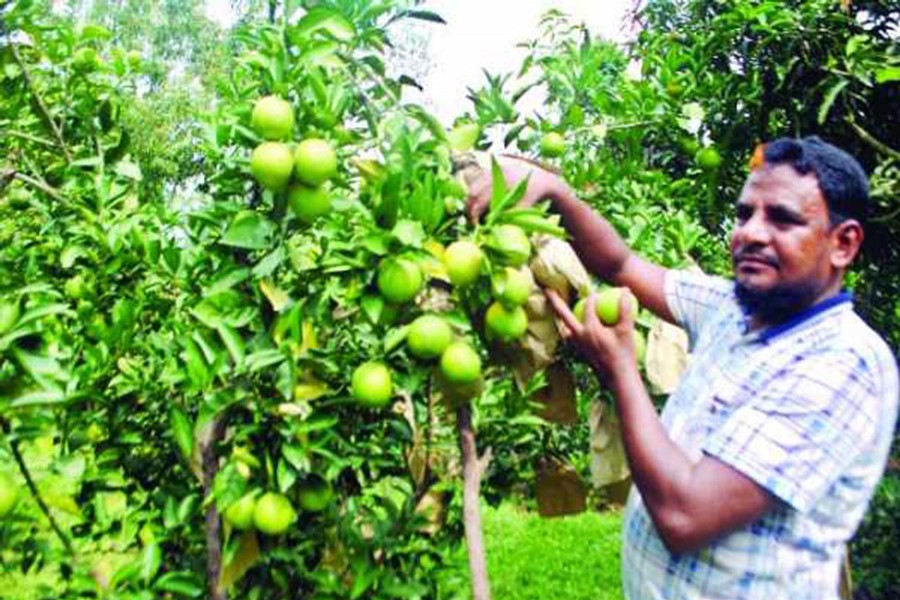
top-left (467, 158), bottom-right (674, 323)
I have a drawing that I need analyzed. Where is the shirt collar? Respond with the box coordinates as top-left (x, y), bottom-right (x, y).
top-left (737, 290), bottom-right (853, 343)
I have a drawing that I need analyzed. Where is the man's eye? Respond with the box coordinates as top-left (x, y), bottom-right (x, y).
top-left (735, 207), bottom-right (752, 222)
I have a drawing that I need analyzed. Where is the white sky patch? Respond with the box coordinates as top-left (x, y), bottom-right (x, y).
top-left (410, 0), bottom-right (635, 124)
top-left (205, 0), bottom-right (237, 28)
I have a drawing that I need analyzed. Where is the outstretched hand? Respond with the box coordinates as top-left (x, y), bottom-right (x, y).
top-left (545, 289), bottom-right (639, 384)
top-left (465, 155), bottom-right (562, 223)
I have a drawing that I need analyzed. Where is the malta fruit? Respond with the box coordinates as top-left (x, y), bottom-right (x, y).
top-left (72, 47), bottom-right (98, 71)
top-left (351, 362), bottom-right (393, 408)
top-left (492, 267), bottom-right (532, 307)
top-left (696, 147), bottom-right (722, 171)
top-left (444, 240), bottom-right (483, 287)
top-left (574, 288), bottom-right (639, 325)
top-left (294, 139), bottom-right (338, 186)
top-left (377, 258), bottom-right (424, 304)
top-left (448, 122), bottom-right (481, 152)
top-left (0, 472), bottom-right (18, 518)
top-left (540, 132), bottom-right (565, 158)
top-left (488, 225), bottom-right (531, 266)
top-left (485, 302), bottom-right (528, 342)
top-left (288, 183), bottom-right (331, 224)
top-left (440, 342), bottom-right (482, 385)
top-left (252, 492), bottom-right (296, 535)
top-left (407, 315), bottom-right (453, 359)
top-left (250, 142), bottom-right (294, 191)
top-left (298, 475), bottom-right (333, 512)
top-left (224, 491), bottom-right (258, 531)
top-left (251, 95), bottom-right (294, 140)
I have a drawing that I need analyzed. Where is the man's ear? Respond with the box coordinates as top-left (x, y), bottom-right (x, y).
top-left (830, 219), bottom-right (864, 269)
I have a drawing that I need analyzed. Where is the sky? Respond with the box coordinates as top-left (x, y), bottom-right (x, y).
top-left (203, 0), bottom-right (635, 124)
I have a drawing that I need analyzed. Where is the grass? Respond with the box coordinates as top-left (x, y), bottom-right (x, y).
top-left (463, 503), bottom-right (625, 600)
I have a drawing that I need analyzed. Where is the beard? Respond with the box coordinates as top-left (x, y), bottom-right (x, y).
top-left (734, 279), bottom-right (822, 325)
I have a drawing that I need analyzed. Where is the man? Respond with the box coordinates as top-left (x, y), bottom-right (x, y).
top-left (467, 137), bottom-right (899, 599)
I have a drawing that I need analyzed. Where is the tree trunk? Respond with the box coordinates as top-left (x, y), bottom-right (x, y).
top-left (455, 404), bottom-right (491, 600)
top-left (201, 416), bottom-right (228, 600)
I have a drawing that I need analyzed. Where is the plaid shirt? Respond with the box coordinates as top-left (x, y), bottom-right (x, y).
top-left (622, 269), bottom-right (899, 600)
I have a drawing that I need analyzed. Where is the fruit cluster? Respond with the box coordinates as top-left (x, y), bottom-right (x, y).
top-left (248, 95), bottom-right (337, 223)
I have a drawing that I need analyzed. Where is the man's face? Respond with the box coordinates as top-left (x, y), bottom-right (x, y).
top-left (730, 164), bottom-right (840, 322)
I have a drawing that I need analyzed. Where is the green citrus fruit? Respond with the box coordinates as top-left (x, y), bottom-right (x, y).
top-left (288, 183), bottom-right (331, 224)
top-left (539, 132), bottom-right (566, 158)
top-left (485, 302), bottom-right (528, 342)
top-left (444, 240), bottom-right (484, 287)
top-left (696, 147), bottom-right (722, 171)
top-left (574, 288), bottom-right (639, 325)
top-left (224, 491), bottom-right (258, 531)
top-left (440, 341), bottom-right (482, 386)
top-left (491, 267), bottom-right (532, 307)
top-left (488, 225), bottom-right (531, 266)
top-left (126, 50), bottom-right (141, 69)
top-left (298, 475), bottom-right (333, 512)
top-left (351, 361), bottom-right (393, 408)
top-left (680, 137), bottom-right (701, 156)
top-left (251, 95), bottom-right (295, 141)
top-left (294, 139), bottom-right (338, 186)
top-left (252, 492), bottom-right (297, 535)
top-left (407, 315), bottom-right (454, 360)
top-left (448, 123), bottom-right (481, 152)
top-left (250, 142), bottom-right (295, 191)
top-left (377, 258), bottom-right (424, 304)
top-left (73, 47), bottom-right (98, 71)
top-left (0, 300), bottom-right (20, 335)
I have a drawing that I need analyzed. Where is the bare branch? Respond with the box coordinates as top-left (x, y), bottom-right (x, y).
top-left (456, 403), bottom-right (491, 600)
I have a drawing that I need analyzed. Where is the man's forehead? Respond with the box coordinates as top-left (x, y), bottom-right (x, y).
top-left (738, 164), bottom-right (825, 206)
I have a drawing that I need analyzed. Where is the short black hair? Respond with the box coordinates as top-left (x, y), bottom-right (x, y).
top-left (761, 136), bottom-right (869, 227)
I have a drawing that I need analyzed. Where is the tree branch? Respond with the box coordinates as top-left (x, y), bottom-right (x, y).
top-left (11, 44), bottom-right (73, 163)
top-left (1, 418), bottom-right (75, 556)
top-left (455, 404), bottom-right (491, 600)
top-left (846, 116), bottom-right (900, 162)
top-left (200, 415), bottom-right (229, 600)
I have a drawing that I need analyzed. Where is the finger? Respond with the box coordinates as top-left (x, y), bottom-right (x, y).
top-left (466, 175), bottom-right (492, 223)
top-left (545, 289), bottom-right (583, 337)
top-left (583, 293), bottom-right (603, 330)
top-left (618, 289), bottom-right (636, 328)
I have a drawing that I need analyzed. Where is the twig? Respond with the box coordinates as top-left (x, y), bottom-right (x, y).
top-left (13, 172), bottom-right (66, 202)
top-left (1, 418), bottom-right (75, 556)
top-left (200, 415), bottom-right (229, 600)
top-left (10, 44), bottom-right (72, 163)
top-left (455, 404), bottom-right (491, 600)
top-left (846, 117), bottom-right (900, 162)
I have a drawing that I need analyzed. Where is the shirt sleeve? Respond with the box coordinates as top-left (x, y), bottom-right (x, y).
top-left (702, 351), bottom-right (880, 514)
top-left (663, 269), bottom-right (733, 347)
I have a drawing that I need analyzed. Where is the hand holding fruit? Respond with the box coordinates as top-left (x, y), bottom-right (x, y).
top-left (545, 288), bottom-right (639, 383)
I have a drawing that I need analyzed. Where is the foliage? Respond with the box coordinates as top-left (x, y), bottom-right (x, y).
top-left (852, 473), bottom-right (900, 600)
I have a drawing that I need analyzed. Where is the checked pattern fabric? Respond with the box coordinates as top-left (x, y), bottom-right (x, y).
top-left (622, 269), bottom-right (899, 600)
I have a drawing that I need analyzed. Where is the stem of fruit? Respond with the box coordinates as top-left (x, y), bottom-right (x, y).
top-left (201, 415), bottom-right (229, 600)
top-left (10, 44), bottom-right (72, 163)
top-left (0, 417), bottom-right (75, 556)
top-left (455, 403), bottom-right (492, 600)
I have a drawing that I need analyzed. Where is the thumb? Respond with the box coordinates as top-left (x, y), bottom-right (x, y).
top-left (618, 289), bottom-right (637, 327)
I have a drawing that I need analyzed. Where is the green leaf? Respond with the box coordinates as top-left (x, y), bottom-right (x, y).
top-left (155, 572), bottom-right (204, 597)
top-left (397, 9), bottom-right (446, 24)
top-left (216, 324), bottom-right (246, 367)
top-left (292, 7), bottom-right (356, 42)
top-left (220, 211), bottom-right (275, 250)
top-left (391, 220), bottom-right (426, 247)
top-left (170, 408), bottom-right (194, 462)
top-left (217, 532), bottom-right (260, 592)
top-left (875, 67), bottom-right (900, 84)
top-left (384, 325), bottom-right (409, 354)
top-left (818, 80), bottom-right (849, 124)
top-left (114, 160), bottom-right (143, 181)
top-left (140, 542), bottom-right (162, 583)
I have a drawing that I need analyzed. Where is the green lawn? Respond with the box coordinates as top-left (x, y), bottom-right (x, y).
top-left (458, 504), bottom-right (625, 600)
